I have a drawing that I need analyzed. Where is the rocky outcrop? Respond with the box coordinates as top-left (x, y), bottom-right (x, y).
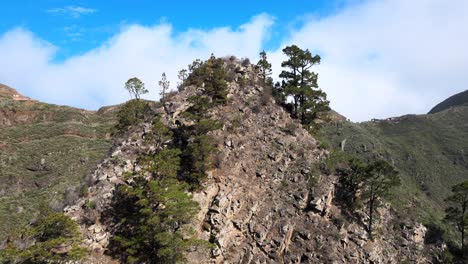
top-left (65, 59), bottom-right (439, 263)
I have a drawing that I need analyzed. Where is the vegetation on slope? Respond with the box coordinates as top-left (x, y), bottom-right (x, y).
top-left (107, 55), bottom-right (226, 263)
top-left (0, 90), bottom-right (117, 240)
top-left (319, 106), bottom-right (468, 249)
top-left (0, 212), bottom-right (86, 263)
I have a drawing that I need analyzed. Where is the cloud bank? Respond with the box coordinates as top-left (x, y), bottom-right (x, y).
top-left (0, 15), bottom-right (273, 109)
top-left (1, 0), bottom-right (468, 121)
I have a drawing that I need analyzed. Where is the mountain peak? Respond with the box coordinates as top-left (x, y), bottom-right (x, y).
top-left (429, 89), bottom-right (468, 114)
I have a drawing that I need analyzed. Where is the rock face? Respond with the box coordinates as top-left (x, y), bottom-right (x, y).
top-left (65, 59), bottom-right (439, 263)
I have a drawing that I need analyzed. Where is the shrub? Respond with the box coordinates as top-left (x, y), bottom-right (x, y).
top-left (0, 213), bottom-right (86, 263)
top-left (186, 55), bottom-right (228, 105)
top-left (116, 99), bottom-right (151, 130)
top-left (241, 57), bottom-right (251, 67)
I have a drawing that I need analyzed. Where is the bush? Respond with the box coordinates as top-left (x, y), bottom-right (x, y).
top-left (108, 176), bottom-right (201, 264)
top-left (0, 213), bottom-right (86, 263)
top-left (186, 55), bottom-right (228, 105)
top-left (116, 99), bottom-right (151, 130)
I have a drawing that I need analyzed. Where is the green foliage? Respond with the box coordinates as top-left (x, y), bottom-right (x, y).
top-left (319, 108), bottom-right (468, 243)
top-left (361, 160), bottom-right (401, 239)
top-left (257, 50), bottom-right (273, 89)
top-left (85, 199), bottom-right (96, 210)
top-left (109, 176), bottom-right (200, 264)
top-left (177, 69), bottom-right (188, 91)
top-left (175, 119), bottom-right (221, 189)
top-left (184, 95), bottom-right (212, 120)
top-left (183, 134), bottom-right (218, 188)
top-left (125, 77), bottom-right (148, 100)
top-left (0, 98), bottom-right (115, 239)
top-left (109, 117), bottom-right (214, 263)
top-left (142, 148), bottom-right (182, 179)
top-left (187, 54), bottom-right (228, 104)
top-left (272, 81), bottom-right (287, 105)
top-left (445, 180), bottom-right (468, 255)
top-left (145, 117), bottom-right (174, 147)
top-left (335, 156), bottom-right (400, 239)
top-left (116, 99), bottom-right (151, 130)
top-left (0, 213), bottom-right (86, 263)
top-left (337, 157), bottom-right (367, 209)
top-left (278, 45), bottom-right (330, 125)
top-left (159, 72), bottom-right (170, 101)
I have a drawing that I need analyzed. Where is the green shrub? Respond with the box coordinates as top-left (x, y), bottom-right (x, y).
top-left (186, 55), bottom-right (228, 105)
top-left (0, 213), bottom-right (86, 263)
top-left (109, 176), bottom-right (201, 264)
top-left (116, 99), bottom-right (151, 130)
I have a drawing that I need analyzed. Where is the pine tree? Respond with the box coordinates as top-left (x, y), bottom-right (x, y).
top-left (159, 72), bottom-right (170, 101)
top-left (360, 160), bottom-right (400, 239)
top-left (125, 77), bottom-right (148, 100)
top-left (186, 55), bottom-right (228, 105)
top-left (257, 50), bottom-right (273, 89)
top-left (111, 176), bottom-right (199, 264)
top-left (445, 180), bottom-right (468, 256)
top-left (177, 69), bottom-right (188, 91)
top-left (279, 45), bottom-right (330, 125)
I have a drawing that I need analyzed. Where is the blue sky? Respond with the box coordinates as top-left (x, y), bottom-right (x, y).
top-left (0, 0), bottom-right (350, 60)
top-left (0, 0), bottom-right (467, 121)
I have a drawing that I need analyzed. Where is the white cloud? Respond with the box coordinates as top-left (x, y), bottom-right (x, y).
top-left (0, 15), bottom-right (273, 109)
top-left (47, 6), bottom-right (96, 18)
top-left (269, 0), bottom-right (468, 120)
top-left (2, 0), bottom-right (468, 121)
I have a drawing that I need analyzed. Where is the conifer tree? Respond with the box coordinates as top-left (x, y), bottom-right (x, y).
top-left (177, 69), bottom-right (188, 91)
top-left (279, 45), bottom-right (330, 125)
top-left (445, 180), bottom-right (468, 256)
top-left (257, 50), bottom-right (273, 88)
top-left (159, 72), bottom-right (170, 101)
top-left (360, 160), bottom-right (400, 239)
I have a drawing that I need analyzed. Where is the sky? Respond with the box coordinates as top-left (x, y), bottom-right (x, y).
top-left (0, 0), bottom-right (467, 121)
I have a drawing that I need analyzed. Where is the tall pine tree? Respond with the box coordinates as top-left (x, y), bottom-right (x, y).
top-left (279, 45), bottom-right (330, 125)
top-left (257, 50), bottom-right (273, 89)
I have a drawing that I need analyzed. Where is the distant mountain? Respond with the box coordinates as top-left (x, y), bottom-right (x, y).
top-left (0, 83), bottom-right (117, 238)
top-left (429, 89), bottom-right (468, 114)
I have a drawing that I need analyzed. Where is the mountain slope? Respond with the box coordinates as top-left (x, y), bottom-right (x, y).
top-left (320, 103), bottom-right (468, 233)
top-left (429, 89), bottom-right (468, 114)
top-left (0, 84), bottom-right (117, 239)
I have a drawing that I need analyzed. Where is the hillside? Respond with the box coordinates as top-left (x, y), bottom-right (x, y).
top-left (2, 59), bottom-right (465, 262)
top-left (429, 89), bottom-right (468, 114)
top-left (58, 58), bottom-right (440, 263)
top-left (319, 103), bottom-right (468, 237)
top-left (0, 84), bottom-right (117, 239)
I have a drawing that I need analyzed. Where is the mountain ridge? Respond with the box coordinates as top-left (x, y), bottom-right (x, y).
top-left (429, 89), bottom-right (468, 114)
